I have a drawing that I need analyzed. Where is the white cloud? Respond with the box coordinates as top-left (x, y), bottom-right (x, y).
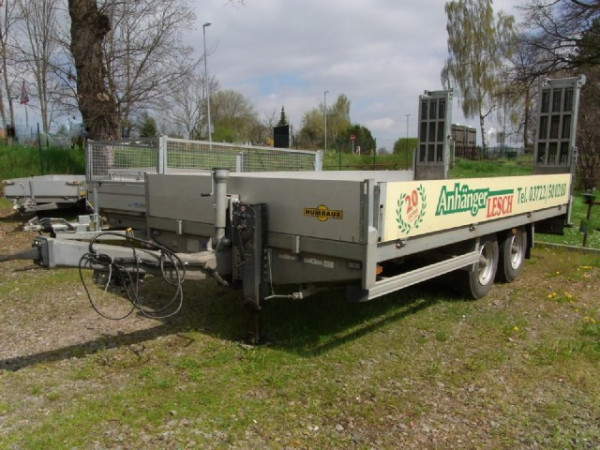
top-left (190, 0), bottom-right (523, 150)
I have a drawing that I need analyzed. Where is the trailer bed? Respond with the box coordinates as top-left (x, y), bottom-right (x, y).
top-left (2, 175), bottom-right (86, 213)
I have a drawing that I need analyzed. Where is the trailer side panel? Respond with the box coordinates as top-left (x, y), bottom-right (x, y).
top-left (382, 174), bottom-right (571, 242)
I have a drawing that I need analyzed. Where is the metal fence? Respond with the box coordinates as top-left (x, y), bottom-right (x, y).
top-left (87, 137), bottom-right (323, 182)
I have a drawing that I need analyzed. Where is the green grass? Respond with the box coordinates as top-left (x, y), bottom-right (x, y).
top-left (2, 253), bottom-right (599, 447)
top-left (450, 157), bottom-right (534, 178)
top-left (0, 143), bottom-right (85, 179)
top-left (534, 193), bottom-right (600, 249)
top-left (323, 149), bottom-right (411, 170)
top-left (1, 174), bottom-right (600, 447)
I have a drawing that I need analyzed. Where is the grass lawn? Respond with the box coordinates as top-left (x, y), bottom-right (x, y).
top-left (1, 159), bottom-right (600, 447)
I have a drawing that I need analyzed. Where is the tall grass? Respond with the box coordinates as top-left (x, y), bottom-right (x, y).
top-left (0, 143), bottom-right (85, 180)
top-left (321, 150), bottom-right (534, 175)
top-left (322, 150), bottom-right (411, 170)
top-left (450, 157), bottom-right (533, 178)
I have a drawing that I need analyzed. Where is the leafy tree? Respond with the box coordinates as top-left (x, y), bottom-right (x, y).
top-left (298, 94), bottom-right (351, 150)
top-left (393, 137), bottom-right (418, 165)
top-left (329, 94), bottom-right (351, 148)
top-left (298, 108), bottom-right (322, 149)
top-left (210, 89), bottom-right (263, 143)
top-left (137, 111), bottom-right (157, 137)
top-left (343, 124), bottom-right (375, 154)
top-left (442, 0), bottom-right (515, 149)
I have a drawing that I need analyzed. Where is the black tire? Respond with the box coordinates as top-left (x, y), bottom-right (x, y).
top-left (496, 227), bottom-right (527, 283)
top-left (462, 235), bottom-right (499, 299)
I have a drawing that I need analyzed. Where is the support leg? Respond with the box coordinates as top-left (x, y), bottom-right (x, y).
top-left (232, 203), bottom-right (269, 344)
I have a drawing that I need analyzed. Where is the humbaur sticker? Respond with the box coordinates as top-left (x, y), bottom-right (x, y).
top-left (396, 184), bottom-right (427, 234)
top-left (304, 204), bottom-right (344, 222)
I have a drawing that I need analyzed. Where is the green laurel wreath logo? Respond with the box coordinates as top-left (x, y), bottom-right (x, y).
top-left (395, 184), bottom-right (427, 234)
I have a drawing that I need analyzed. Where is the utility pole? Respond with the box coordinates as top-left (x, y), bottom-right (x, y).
top-left (324, 90), bottom-right (329, 150)
top-left (405, 113), bottom-right (410, 169)
top-left (203, 22), bottom-right (212, 147)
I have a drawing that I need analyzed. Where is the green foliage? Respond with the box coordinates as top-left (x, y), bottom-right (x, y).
top-left (342, 124), bottom-right (375, 154)
top-left (212, 124), bottom-right (237, 143)
top-left (0, 143), bottom-right (85, 179)
top-left (450, 157), bottom-right (533, 178)
top-left (298, 93), bottom-right (352, 150)
top-left (322, 150), bottom-right (410, 170)
top-left (136, 112), bottom-right (157, 137)
top-left (276, 106), bottom-right (288, 126)
top-left (442, 0), bottom-right (516, 148)
top-left (393, 137), bottom-right (418, 166)
top-left (210, 89), bottom-right (262, 143)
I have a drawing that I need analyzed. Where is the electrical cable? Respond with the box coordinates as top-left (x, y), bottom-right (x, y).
top-left (78, 231), bottom-right (187, 321)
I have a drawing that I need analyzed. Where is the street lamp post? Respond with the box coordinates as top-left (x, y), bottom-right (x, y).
top-left (203, 22), bottom-right (212, 146)
top-left (405, 113), bottom-right (410, 169)
top-left (323, 90), bottom-right (329, 151)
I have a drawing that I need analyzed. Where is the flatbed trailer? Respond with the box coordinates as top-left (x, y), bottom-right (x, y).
top-left (142, 169), bottom-right (569, 303)
top-left (7, 168), bottom-right (570, 341)
top-left (2, 175), bottom-right (87, 213)
top-left (0, 77), bottom-right (584, 343)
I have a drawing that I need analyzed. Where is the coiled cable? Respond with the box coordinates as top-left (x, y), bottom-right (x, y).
top-left (78, 232), bottom-right (186, 320)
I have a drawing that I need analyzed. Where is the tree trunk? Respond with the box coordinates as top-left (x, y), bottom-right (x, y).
top-left (68, 0), bottom-right (119, 140)
top-left (479, 113), bottom-right (487, 151)
top-left (523, 87), bottom-right (531, 151)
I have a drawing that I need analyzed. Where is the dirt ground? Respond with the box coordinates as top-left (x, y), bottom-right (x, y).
top-left (0, 205), bottom-right (167, 371)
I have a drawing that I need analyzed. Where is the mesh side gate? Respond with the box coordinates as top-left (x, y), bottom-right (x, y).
top-left (87, 138), bottom-right (159, 182)
top-left (242, 148), bottom-right (318, 172)
top-left (165, 139), bottom-right (239, 172)
top-left (164, 138), bottom-right (321, 173)
top-left (87, 137), bottom-right (322, 183)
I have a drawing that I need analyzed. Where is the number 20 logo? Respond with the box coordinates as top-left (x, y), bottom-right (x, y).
top-left (395, 185), bottom-right (427, 234)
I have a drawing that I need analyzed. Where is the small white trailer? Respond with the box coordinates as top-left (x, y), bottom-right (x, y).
top-left (2, 174), bottom-right (87, 213)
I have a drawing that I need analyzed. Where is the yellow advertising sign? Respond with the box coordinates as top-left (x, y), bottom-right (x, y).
top-left (382, 174), bottom-right (571, 242)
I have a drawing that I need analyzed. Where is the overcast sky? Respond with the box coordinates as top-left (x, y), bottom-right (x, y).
top-left (190, 0), bottom-right (523, 150)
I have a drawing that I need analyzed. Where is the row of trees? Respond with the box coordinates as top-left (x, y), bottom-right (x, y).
top-left (1, 0), bottom-right (203, 140)
top-left (441, 0), bottom-right (600, 188)
top-left (4, 0), bottom-right (597, 184)
top-left (0, 0), bottom-right (376, 152)
top-left (295, 93), bottom-right (376, 153)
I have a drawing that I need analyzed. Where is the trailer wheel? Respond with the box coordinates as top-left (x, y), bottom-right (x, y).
top-left (496, 227), bottom-right (527, 283)
top-left (463, 236), bottom-right (499, 299)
